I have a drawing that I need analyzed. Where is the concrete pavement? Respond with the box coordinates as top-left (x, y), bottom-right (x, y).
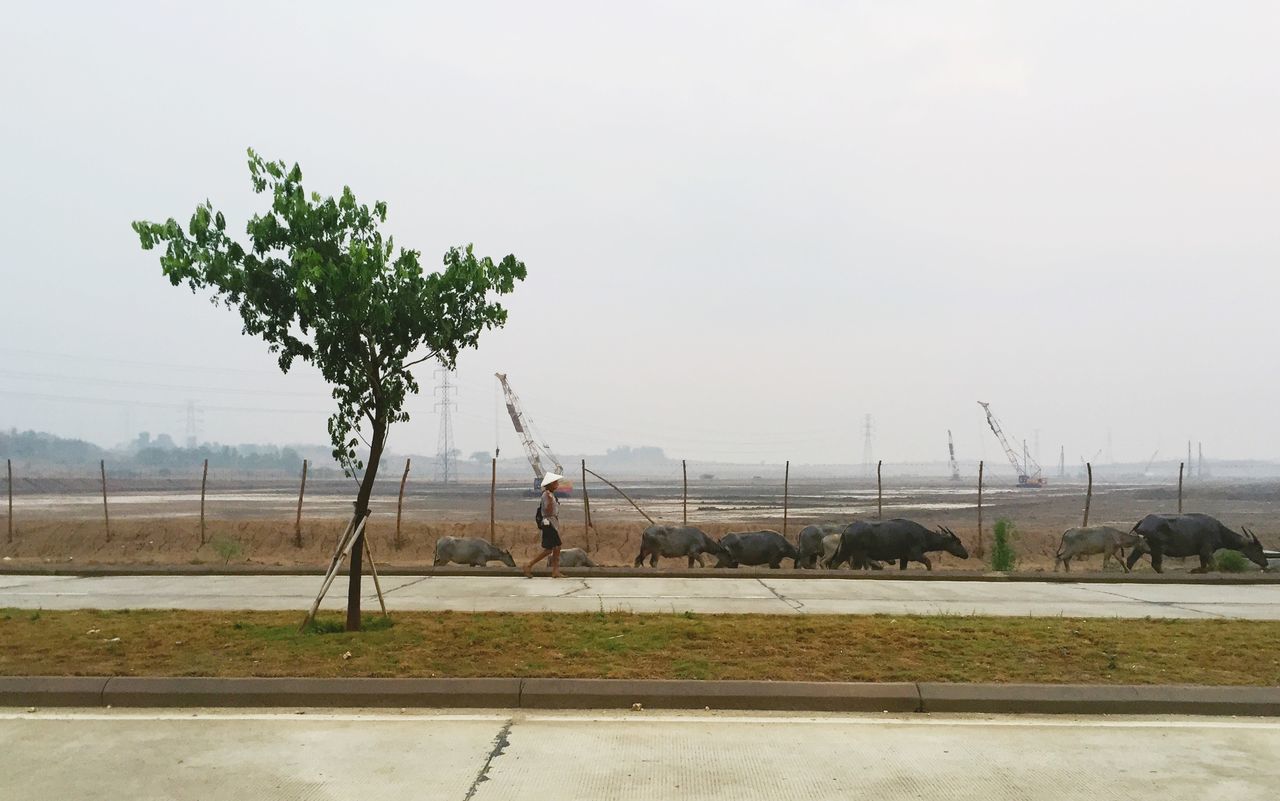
top-left (2, 573), bottom-right (1280, 617)
top-left (3, 708), bottom-right (1279, 800)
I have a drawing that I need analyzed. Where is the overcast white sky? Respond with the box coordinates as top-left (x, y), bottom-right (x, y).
top-left (1, 1), bottom-right (1277, 467)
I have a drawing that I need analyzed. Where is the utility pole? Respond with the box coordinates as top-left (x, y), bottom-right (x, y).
top-left (434, 370), bottom-right (458, 484)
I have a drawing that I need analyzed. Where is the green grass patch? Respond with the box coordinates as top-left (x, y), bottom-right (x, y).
top-left (1, 608), bottom-right (1279, 685)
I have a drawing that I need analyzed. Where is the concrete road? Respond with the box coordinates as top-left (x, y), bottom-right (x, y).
top-left (1, 573), bottom-right (1279, 618)
top-left (2, 708), bottom-right (1278, 800)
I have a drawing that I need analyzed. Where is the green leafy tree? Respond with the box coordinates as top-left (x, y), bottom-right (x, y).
top-left (133, 149), bottom-right (525, 629)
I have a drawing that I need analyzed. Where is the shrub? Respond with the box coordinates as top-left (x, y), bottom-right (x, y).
top-left (990, 518), bottom-right (1017, 572)
top-left (210, 537), bottom-right (243, 564)
top-left (1214, 549), bottom-right (1250, 573)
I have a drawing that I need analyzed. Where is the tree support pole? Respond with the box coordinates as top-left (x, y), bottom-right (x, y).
top-left (300, 514), bottom-right (365, 632)
top-left (363, 534), bottom-right (388, 617)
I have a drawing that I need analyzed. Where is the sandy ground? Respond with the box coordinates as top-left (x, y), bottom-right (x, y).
top-left (1, 477), bottom-right (1275, 573)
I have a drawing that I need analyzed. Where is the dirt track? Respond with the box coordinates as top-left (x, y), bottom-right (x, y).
top-left (2, 477), bottom-right (1276, 573)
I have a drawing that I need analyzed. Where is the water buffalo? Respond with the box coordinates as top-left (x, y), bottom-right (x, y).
top-left (829, 519), bottom-right (968, 571)
top-left (819, 532), bottom-right (884, 570)
top-left (715, 530), bottom-right (799, 569)
top-left (1125, 514), bottom-right (1268, 573)
top-left (634, 525), bottom-right (726, 567)
top-left (797, 523), bottom-right (848, 568)
top-left (558, 548), bottom-right (597, 568)
top-left (1054, 526), bottom-right (1143, 572)
top-left (433, 537), bottom-right (516, 568)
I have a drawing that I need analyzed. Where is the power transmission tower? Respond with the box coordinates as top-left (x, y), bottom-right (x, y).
top-left (184, 400), bottom-right (203, 449)
top-left (861, 414), bottom-right (874, 478)
top-left (434, 370), bottom-right (458, 484)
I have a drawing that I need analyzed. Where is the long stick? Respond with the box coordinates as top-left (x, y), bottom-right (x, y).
top-left (199, 458), bottom-right (208, 547)
top-left (682, 459), bottom-right (688, 526)
top-left (6, 458), bottom-right (12, 544)
top-left (395, 458), bottom-right (411, 550)
top-left (294, 459), bottom-right (308, 548)
top-left (1178, 461), bottom-right (1184, 514)
top-left (976, 460), bottom-right (984, 558)
top-left (363, 534), bottom-right (388, 617)
top-left (490, 457), bottom-right (497, 545)
top-left (783, 460), bottom-right (790, 537)
top-left (580, 459), bottom-right (592, 551)
top-left (100, 459), bottom-right (110, 542)
top-left (1083, 462), bottom-right (1093, 527)
top-left (583, 467), bottom-right (656, 525)
top-left (876, 460), bottom-right (883, 520)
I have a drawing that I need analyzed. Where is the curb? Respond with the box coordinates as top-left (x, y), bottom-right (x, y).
top-left (3, 677), bottom-right (1278, 716)
top-left (2, 565), bottom-right (1276, 584)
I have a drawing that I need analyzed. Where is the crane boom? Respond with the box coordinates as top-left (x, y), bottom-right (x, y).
top-left (978, 401), bottom-right (1046, 488)
top-left (947, 430), bottom-right (960, 481)
top-left (495, 373), bottom-right (568, 493)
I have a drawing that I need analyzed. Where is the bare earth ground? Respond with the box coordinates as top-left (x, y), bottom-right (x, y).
top-left (2, 477), bottom-right (1276, 573)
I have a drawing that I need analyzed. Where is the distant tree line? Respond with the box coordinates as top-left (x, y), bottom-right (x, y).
top-left (1, 428), bottom-right (303, 472)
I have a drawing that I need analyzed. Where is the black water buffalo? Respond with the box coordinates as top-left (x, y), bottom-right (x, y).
top-left (829, 519), bottom-right (968, 571)
top-left (797, 523), bottom-right (848, 569)
top-left (433, 537), bottom-right (516, 567)
top-left (1125, 514), bottom-right (1268, 573)
top-left (714, 530), bottom-right (799, 569)
top-left (634, 525), bottom-right (726, 567)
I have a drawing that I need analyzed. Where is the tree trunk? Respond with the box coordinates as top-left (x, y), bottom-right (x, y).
top-left (346, 417), bottom-right (388, 631)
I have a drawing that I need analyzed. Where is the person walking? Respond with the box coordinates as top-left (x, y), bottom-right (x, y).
top-left (524, 472), bottom-right (563, 578)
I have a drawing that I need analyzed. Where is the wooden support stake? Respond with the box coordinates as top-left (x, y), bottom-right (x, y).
top-left (682, 459), bottom-right (688, 526)
top-left (1178, 461), bottom-right (1184, 513)
top-left (294, 459), bottom-right (308, 548)
top-left (6, 458), bottom-right (12, 544)
top-left (300, 514), bottom-right (364, 632)
top-left (783, 460), bottom-right (790, 537)
top-left (491, 457), bottom-right (498, 545)
top-left (363, 533), bottom-right (388, 617)
top-left (1083, 462), bottom-right (1093, 527)
top-left (581, 459), bottom-right (593, 551)
top-left (100, 459), bottom-right (110, 542)
top-left (394, 458), bottom-right (411, 550)
top-left (199, 458), bottom-right (208, 547)
top-left (876, 460), bottom-right (883, 520)
top-left (583, 467), bottom-right (656, 525)
top-left (976, 460), bottom-right (984, 558)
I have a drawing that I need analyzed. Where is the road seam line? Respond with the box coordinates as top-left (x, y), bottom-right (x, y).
top-left (462, 718), bottom-right (513, 801)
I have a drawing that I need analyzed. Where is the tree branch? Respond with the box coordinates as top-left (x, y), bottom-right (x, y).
top-left (399, 351), bottom-right (440, 371)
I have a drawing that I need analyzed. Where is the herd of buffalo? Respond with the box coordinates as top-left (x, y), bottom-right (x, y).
top-left (434, 513), bottom-right (1272, 574)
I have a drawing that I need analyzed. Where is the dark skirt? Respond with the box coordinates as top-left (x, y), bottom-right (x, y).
top-left (541, 524), bottom-right (562, 550)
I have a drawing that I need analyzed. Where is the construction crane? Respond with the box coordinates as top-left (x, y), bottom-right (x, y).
top-left (495, 373), bottom-right (571, 495)
top-left (977, 401), bottom-right (1047, 488)
top-left (947, 430), bottom-right (960, 481)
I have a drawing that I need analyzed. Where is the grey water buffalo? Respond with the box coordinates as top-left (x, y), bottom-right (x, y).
top-left (634, 525), bottom-right (726, 567)
top-left (1125, 514), bottom-right (1268, 573)
top-left (558, 548), bottom-right (597, 568)
top-left (820, 532), bottom-right (883, 570)
top-left (433, 537), bottom-right (516, 568)
top-left (829, 519), bottom-right (968, 571)
top-left (1054, 526), bottom-right (1143, 572)
top-left (797, 523), bottom-right (848, 568)
top-left (715, 530), bottom-right (799, 569)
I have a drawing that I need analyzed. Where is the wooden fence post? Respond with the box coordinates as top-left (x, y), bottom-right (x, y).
top-left (490, 457), bottom-right (497, 545)
top-left (976, 460), bottom-right (984, 558)
top-left (199, 458), bottom-right (208, 547)
top-left (6, 458), bottom-right (12, 544)
top-left (100, 459), bottom-right (110, 542)
top-left (1083, 462), bottom-right (1093, 527)
top-left (682, 459), bottom-right (688, 526)
top-left (1177, 461), bottom-right (1184, 514)
top-left (580, 459), bottom-right (592, 551)
top-left (876, 460), bottom-right (883, 520)
top-left (782, 460), bottom-right (790, 537)
top-left (395, 458), bottom-right (411, 550)
top-left (294, 459), bottom-right (308, 548)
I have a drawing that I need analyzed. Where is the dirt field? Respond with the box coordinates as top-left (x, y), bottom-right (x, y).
top-left (2, 476), bottom-right (1276, 573)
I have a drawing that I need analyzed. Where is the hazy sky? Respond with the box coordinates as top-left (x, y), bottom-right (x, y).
top-left (2, 1), bottom-right (1277, 467)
